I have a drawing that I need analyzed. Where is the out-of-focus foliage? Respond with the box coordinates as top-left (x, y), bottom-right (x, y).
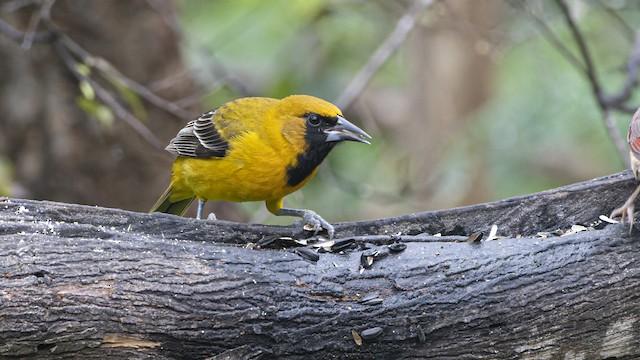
top-left (473, 1), bottom-right (640, 199)
top-left (0, 157), bottom-right (11, 196)
top-left (0, 0), bottom-right (638, 223)
top-left (176, 0), bottom-right (639, 224)
top-left (181, 0), bottom-right (400, 99)
top-left (180, 0), bottom-right (403, 223)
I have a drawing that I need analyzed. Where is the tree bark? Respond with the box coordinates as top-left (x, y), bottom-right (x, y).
top-left (0, 171), bottom-right (639, 359)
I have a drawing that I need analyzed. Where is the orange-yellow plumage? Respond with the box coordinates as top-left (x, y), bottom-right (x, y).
top-left (150, 95), bottom-right (371, 237)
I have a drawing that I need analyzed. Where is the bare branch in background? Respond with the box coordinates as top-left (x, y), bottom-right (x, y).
top-left (54, 42), bottom-right (165, 150)
top-left (145, 0), bottom-right (183, 39)
top-left (604, 110), bottom-right (630, 168)
top-left (0, 1), bottom-right (202, 150)
top-left (553, 0), bottom-right (603, 106)
top-left (604, 32), bottom-right (640, 109)
top-left (20, 0), bottom-right (54, 50)
top-left (552, 0), bottom-right (638, 162)
top-left (593, 0), bottom-right (635, 42)
top-left (336, 0), bottom-right (434, 109)
top-left (197, 50), bottom-right (254, 98)
top-left (88, 55), bottom-right (194, 119)
top-left (517, 0), bottom-right (640, 163)
top-left (45, 25), bottom-right (194, 119)
top-left (0, 0), bottom-right (39, 13)
top-left (519, 3), bottom-right (586, 75)
top-left (0, 17), bottom-right (54, 42)
top-left (1, 1), bottom-right (167, 149)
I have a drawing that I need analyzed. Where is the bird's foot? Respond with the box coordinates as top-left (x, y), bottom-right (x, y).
top-left (276, 207), bottom-right (335, 239)
top-left (207, 212), bottom-right (217, 221)
top-left (609, 198), bottom-right (635, 234)
top-left (610, 184), bottom-right (640, 234)
top-left (300, 210), bottom-right (335, 239)
top-left (611, 202), bottom-right (635, 235)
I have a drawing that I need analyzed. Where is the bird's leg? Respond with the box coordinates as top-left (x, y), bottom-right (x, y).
top-left (196, 199), bottom-right (206, 220)
top-left (610, 184), bottom-right (640, 234)
top-left (276, 207), bottom-right (335, 239)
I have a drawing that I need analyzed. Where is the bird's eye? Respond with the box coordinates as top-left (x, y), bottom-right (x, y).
top-left (306, 113), bottom-right (321, 127)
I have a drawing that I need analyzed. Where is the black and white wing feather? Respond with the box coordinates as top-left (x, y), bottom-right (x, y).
top-left (165, 109), bottom-right (229, 158)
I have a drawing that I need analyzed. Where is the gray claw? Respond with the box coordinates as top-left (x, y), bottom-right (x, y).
top-left (302, 210), bottom-right (334, 239)
top-left (627, 203), bottom-right (635, 235)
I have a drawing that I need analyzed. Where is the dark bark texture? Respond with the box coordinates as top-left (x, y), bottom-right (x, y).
top-left (1, 171), bottom-right (639, 359)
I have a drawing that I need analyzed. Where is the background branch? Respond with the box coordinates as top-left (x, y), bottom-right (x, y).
top-left (54, 42), bottom-right (165, 150)
top-left (336, 0), bottom-right (434, 109)
top-left (20, 0), bottom-right (54, 50)
top-left (0, 2), bottom-right (196, 145)
top-left (604, 109), bottom-right (630, 167)
top-left (0, 17), bottom-right (54, 42)
top-left (517, 0), bottom-right (640, 163)
top-left (554, 0), bottom-right (603, 107)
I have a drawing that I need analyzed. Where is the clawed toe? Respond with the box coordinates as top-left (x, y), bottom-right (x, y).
top-left (626, 204), bottom-right (635, 234)
top-left (302, 210), bottom-right (335, 239)
top-left (277, 207), bottom-right (335, 239)
top-left (611, 204), bottom-right (635, 234)
top-left (610, 185), bottom-right (640, 235)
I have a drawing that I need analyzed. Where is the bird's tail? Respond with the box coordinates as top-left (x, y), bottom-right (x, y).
top-left (149, 185), bottom-right (195, 216)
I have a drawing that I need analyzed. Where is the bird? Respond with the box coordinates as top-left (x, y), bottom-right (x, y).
top-left (610, 106), bottom-right (640, 233)
top-left (149, 94), bottom-right (371, 238)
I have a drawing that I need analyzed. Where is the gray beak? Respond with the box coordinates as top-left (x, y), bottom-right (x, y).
top-left (324, 116), bottom-right (372, 144)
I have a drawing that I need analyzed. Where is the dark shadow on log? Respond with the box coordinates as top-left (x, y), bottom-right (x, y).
top-left (0, 171), bottom-right (639, 359)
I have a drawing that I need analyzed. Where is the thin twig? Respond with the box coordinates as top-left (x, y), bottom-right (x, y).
top-left (35, 11), bottom-right (194, 120)
top-left (198, 50), bottom-right (254, 97)
top-left (555, 0), bottom-right (640, 166)
top-left (519, 2), bottom-right (586, 75)
top-left (521, 2), bottom-right (638, 113)
top-left (335, 0), bottom-right (434, 109)
top-left (174, 90), bottom-right (210, 109)
top-left (0, 17), bottom-right (55, 42)
top-left (523, 0), bottom-right (635, 164)
top-left (593, 0), bottom-right (635, 41)
top-left (4, 1), bottom-right (192, 120)
top-left (145, 0), bottom-right (182, 39)
top-left (2, 5), bottom-right (182, 149)
top-left (54, 42), bottom-right (164, 150)
top-left (56, 35), bottom-right (194, 119)
top-left (0, 0), bottom-right (39, 13)
top-left (604, 32), bottom-right (640, 108)
top-left (554, 0), bottom-right (603, 106)
top-left (2, 2), bottom-right (177, 150)
top-left (21, 0), bottom-right (54, 50)
top-left (604, 109), bottom-right (630, 165)
top-left (148, 68), bottom-right (189, 92)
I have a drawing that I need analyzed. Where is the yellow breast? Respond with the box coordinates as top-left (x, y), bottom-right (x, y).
top-left (169, 131), bottom-right (313, 203)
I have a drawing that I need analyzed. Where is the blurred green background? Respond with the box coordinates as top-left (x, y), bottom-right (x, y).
top-left (1, 0), bottom-right (638, 225)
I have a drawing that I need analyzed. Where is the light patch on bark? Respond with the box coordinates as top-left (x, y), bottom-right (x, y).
top-left (563, 349), bottom-right (586, 360)
top-left (515, 326), bottom-right (557, 360)
top-left (600, 316), bottom-right (636, 358)
top-left (102, 334), bottom-right (161, 349)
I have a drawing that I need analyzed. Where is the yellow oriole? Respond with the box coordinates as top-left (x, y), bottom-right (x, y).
top-left (150, 95), bottom-right (371, 238)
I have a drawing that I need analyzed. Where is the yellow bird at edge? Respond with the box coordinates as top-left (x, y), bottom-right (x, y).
top-left (150, 95), bottom-right (371, 238)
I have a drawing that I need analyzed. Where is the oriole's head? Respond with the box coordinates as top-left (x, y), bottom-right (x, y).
top-left (275, 94), bottom-right (370, 146)
top-left (273, 95), bottom-right (371, 187)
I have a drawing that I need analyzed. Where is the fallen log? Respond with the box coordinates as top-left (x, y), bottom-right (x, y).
top-left (0, 171), bottom-right (639, 359)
